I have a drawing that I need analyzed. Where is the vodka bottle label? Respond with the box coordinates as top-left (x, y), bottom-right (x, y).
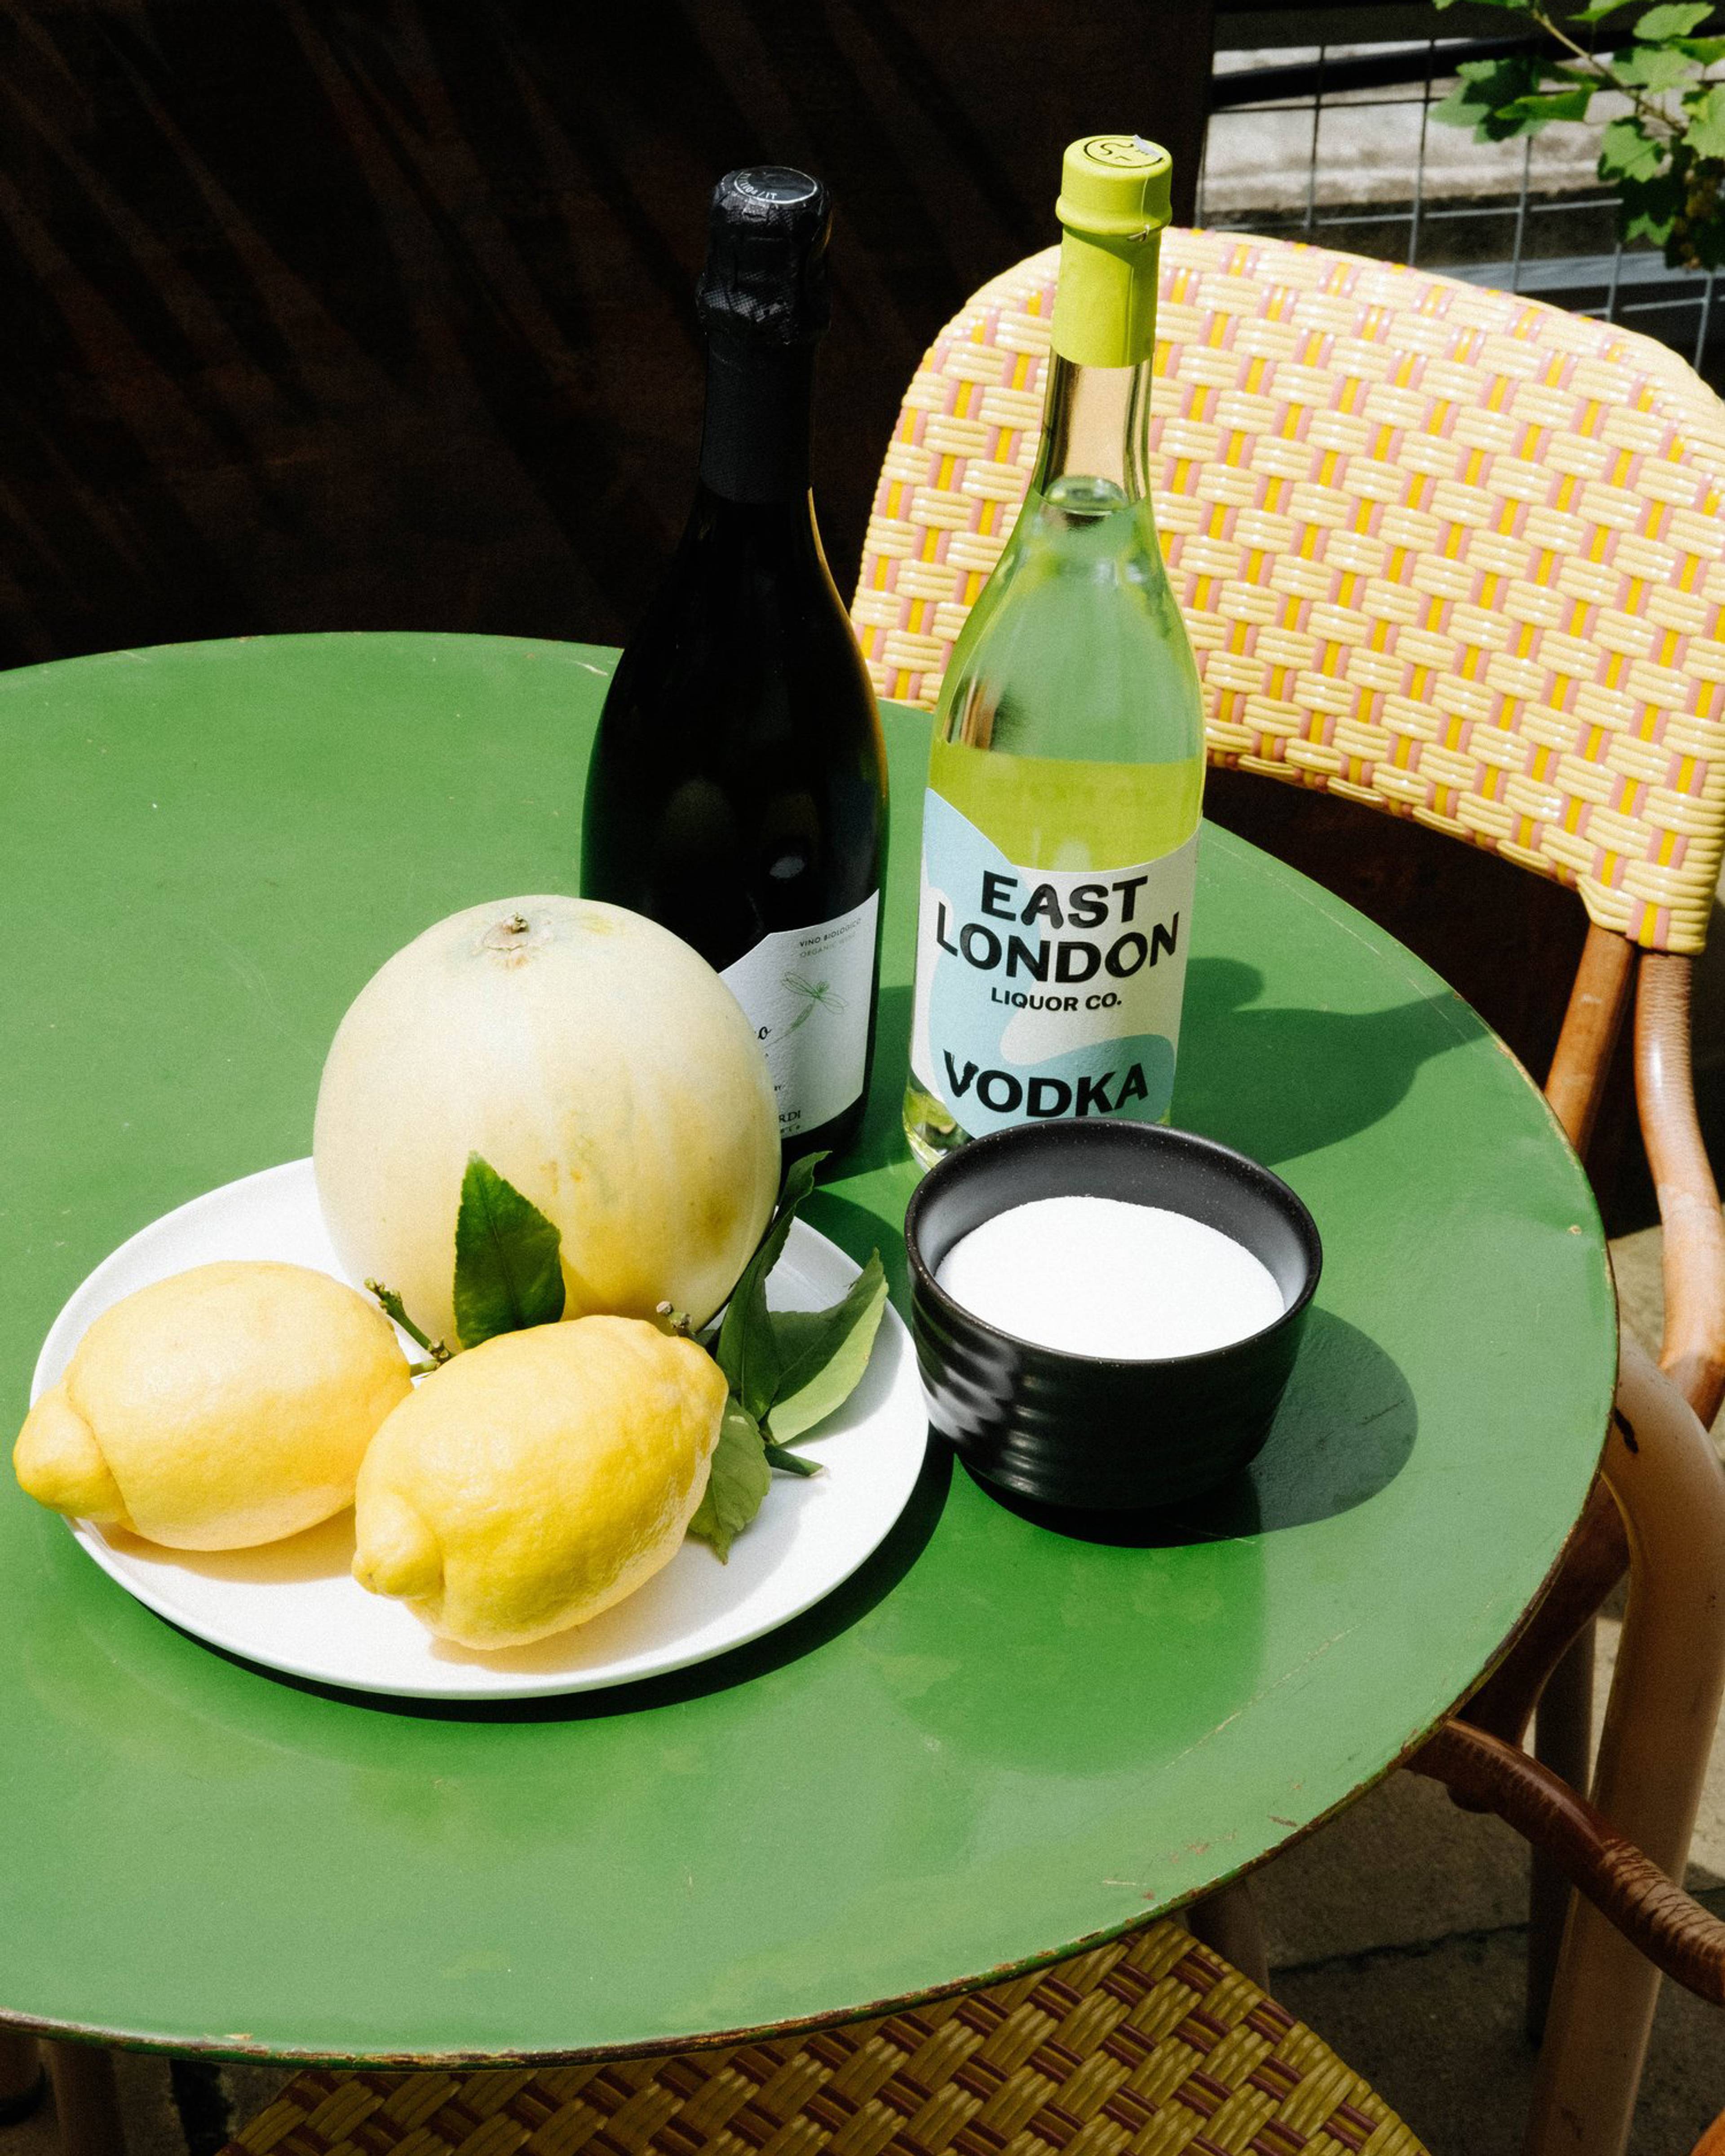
top-left (911, 789), bottom-right (1197, 1138)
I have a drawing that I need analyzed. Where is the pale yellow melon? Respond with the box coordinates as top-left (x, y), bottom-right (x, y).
top-left (312, 895), bottom-right (779, 1346)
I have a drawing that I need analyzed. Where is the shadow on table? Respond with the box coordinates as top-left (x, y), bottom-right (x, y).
top-left (1177, 957), bottom-right (1488, 1167)
top-left (245, 1438), bottom-right (956, 1726)
top-left (840, 983), bottom-right (915, 1180)
top-left (976, 1309), bottom-right (1416, 1547)
top-left (178, 1312), bottom-right (1411, 1731)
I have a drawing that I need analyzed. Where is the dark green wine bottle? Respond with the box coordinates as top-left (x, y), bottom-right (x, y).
top-left (580, 168), bottom-right (889, 1164)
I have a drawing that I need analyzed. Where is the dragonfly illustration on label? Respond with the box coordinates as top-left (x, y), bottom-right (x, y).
top-left (722, 892), bottom-right (879, 1136)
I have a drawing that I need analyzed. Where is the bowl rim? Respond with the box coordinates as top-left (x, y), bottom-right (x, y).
top-left (903, 1119), bottom-right (1323, 1375)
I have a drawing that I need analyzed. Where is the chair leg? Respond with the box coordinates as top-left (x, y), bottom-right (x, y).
top-left (1524, 1335), bottom-right (1725, 2156)
top-left (42, 2041), bottom-right (127, 2156)
top-left (1185, 1880), bottom-right (1269, 1988)
top-left (0, 2029), bottom-right (44, 2125)
top-left (1527, 1617), bottom-right (1596, 2040)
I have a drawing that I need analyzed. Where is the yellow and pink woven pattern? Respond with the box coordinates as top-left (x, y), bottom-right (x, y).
top-left (852, 231), bottom-right (1725, 953)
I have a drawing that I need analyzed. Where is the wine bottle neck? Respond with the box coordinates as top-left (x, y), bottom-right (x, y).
top-left (1031, 351), bottom-right (1154, 504)
top-left (698, 335), bottom-right (815, 504)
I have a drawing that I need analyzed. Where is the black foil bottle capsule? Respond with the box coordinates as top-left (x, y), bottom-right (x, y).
top-left (580, 167), bottom-right (889, 1164)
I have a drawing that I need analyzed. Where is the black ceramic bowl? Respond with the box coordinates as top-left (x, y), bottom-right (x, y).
top-left (904, 1120), bottom-right (1321, 1510)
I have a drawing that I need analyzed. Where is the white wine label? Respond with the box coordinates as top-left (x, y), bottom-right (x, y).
top-left (722, 891), bottom-right (880, 1139)
top-left (911, 790), bottom-right (1199, 1140)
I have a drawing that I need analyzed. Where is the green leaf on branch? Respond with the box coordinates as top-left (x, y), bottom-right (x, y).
top-left (766, 1255), bottom-right (890, 1445)
top-left (694, 1155), bottom-right (895, 1558)
top-left (1634, 0), bottom-right (1714, 36)
top-left (1673, 34), bottom-right (1725, 56)
top-left (1576, 0), bottom-right (1642, 19)
top-left (1685, 81), bottom-right (1725, 155)
top-left (1600, 115), bottom-right (1668, 180)
top-left (715, 1151), bottom-right (824, 1420)
top-left (1433, 54), bottom-right (1554, 136)
top-left (1611, 43), bottom-right (1699, 88)
top-left (451, 1153), bottom-right (566, 1348)
top-left (1503, 85), bottom-right (1597, 128)
top-left (686, 1397), bottom-right (773, 1561)
top-left (1619, 161), bottom-right (1685, 243)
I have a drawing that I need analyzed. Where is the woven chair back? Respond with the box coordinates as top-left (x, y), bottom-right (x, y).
top-left (852, 232), bottom-right (1725, 954)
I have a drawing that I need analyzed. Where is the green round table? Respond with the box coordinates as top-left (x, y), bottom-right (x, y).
top-left (0, 633), bottom-right (1614, 2065)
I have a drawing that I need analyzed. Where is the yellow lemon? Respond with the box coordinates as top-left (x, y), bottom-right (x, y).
top-left (14, 1261), bottom-right (413, 1549)
top-left (353, 1316), bottom-right (728, 1650)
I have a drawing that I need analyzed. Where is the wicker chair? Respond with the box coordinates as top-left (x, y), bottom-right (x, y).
top-left (848, 229), bottom-right (1725, 2152)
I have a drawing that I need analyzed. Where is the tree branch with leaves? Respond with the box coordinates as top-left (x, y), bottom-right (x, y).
top-left (1433, 0), bottom-right (1725, 268)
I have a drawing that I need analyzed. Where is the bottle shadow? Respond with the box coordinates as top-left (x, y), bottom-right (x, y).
top-left (976, 1308), bottom-right (1415, 1547)
top-left (1176, 956), bottom-right (1489, 1168)
top-left (842, 981), bottom-right (915, 1177)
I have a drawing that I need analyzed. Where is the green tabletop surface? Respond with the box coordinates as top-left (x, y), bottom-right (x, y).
top-left (0, 633), bottom-right (1614, 2065)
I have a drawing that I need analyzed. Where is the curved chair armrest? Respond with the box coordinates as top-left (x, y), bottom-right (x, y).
top-left (1409, 1719), bottom-right (1725, 2003)
top-left (1490, 1330), bottom-right (1725, 2156)
top-left (1637, 951), bottom-right (1725, 1427)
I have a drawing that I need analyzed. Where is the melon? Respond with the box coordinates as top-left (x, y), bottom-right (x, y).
top-left (313, 896), bottom-right (779, 1346)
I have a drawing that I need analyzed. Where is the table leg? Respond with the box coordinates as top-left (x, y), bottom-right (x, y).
top-left (1527, 1616), bottom-right (1596, 2040)
top-left (0, 2030), bottom-right (44, 2125)
top-left (1185, 1880), bottom-right (1269, 1989)
top-left (42, 2042), bottom-right (126, 2156)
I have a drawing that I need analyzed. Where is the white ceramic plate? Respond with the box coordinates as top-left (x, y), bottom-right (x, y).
top-left (29, 1160), bottom-right (926, 1701)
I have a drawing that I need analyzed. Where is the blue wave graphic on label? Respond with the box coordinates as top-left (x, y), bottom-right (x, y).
top-left (911, 790), bottom-right (1199, 1140)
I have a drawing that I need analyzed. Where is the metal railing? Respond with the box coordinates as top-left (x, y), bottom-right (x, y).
top-left (1198, 34), bottom-right (1721, 373)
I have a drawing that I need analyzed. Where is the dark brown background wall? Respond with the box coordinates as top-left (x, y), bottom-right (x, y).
top-left (4, 0), bottom-right (1677, 1224)
top-left (0, 0), bottom-right (1213, 669)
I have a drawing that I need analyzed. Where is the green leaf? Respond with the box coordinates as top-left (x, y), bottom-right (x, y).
top-left (1619, 161), bottom-right (1685, 243)
top-left (762, 1442), bottom-right (823, 1477)
top-left (1503, 85), bottom-right (1597, 127)
top-left (451, 1153), bottom-right (566, 1348)
top-left (1611, 42), bottom-right (1698, 86)
top-left (1433, 53), bottom-right (1552, 135)
top-left (765, 1255), bottom-right (890, 1445)
top-left (715, 1152), bottom-right (825, 1420)
top-left (1673, 34), bottom-right (1725, 55)
top-left (1430, 82), bottom-right (1495, 128)
top-left (1685, 80), bottom-right (1725, 153)
top-left (686, 1397), bottom-right (772, 1561)
top-left (1633, 0), bottom-right (1714, 36)
top-left (1600, 115), bottom-right (1668, 179)
top-left (1576, 0), bottom-right (1641, 18)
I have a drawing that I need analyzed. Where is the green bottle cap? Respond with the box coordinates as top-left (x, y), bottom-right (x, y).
top-left (1052, 135), bottom-right (1171, 369)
